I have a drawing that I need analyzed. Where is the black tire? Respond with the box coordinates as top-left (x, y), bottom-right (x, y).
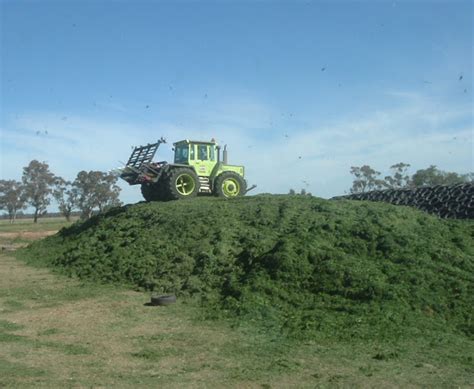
top-left (334, 183), bottom-right (474, 219)
top-left (141, 182), bottom-right (167, 202)
top-left (141, 183), bottom-right (153, 201)
top-left (150, 294), bottom-right (176, 306)
top-left (165, 168), bottom-right (200, 200)
top-left (214, 171), bottom-right (247, 198)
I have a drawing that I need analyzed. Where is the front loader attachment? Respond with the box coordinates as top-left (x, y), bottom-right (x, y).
top-left (118, 137), bottom-right (167, 185)
top-left (126, 142), bottom-right (160, 170)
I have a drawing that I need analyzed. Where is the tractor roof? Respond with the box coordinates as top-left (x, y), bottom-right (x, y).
top-left (173, 139), bottom-right (218, 146)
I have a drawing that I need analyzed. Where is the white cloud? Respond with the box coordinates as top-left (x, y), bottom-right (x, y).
top-left (1, 90), bottom-right (472, 211)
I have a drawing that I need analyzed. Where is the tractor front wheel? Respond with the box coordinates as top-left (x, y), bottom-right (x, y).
top-left (166, 168), bottom-right (200, 200)
top-left (141, 183), bottom-right (154, 202)
top-left (141, 182), bottom-right (167, 202)
top-left (214, 172), bottom-right (247, 198)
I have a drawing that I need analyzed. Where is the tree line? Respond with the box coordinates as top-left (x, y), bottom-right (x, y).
top-left (0, 160), bottom-right (121, 223)
top-left (3, 160), bottom-right (471, 223)
top-left (288, 188), bottom-right (312, 196)
top-left (349, 163), bottom-right (473, 193)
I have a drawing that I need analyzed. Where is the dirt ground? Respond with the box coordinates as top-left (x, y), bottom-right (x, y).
top-left (0, 253), bottom-right (247, 388)
top-left (0, 231), bottom-right (58, 252)
top-left (0, 231), bottom-right (57, 240)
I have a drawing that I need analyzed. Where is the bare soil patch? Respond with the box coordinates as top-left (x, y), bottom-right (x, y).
top-left (0, 230), bottom-right (58, 240)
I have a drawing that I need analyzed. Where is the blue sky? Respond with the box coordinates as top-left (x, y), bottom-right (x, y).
top-left (1, 0), bottom-right (472, 206)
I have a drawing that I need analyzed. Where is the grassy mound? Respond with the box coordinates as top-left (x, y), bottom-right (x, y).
top-left (19, 195), bottom-right (474, 341)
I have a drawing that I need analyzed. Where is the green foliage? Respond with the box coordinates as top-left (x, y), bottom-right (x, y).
top-left (53, 178), bottom-right (76, 221)
top-left (72, 170), bottom-right (122, 219)
top-left (288, 188), bottom-right (312, 196)
top-left (18, 195), bottom-right (474, 342)
top-left (384, 162), bottom-right (411, 188)
top-left (0, 180), bottom-right (27, 223)
top-left (350, 163), bottom-right (473, 193)
top-left (350, 165), bottom-right (386, 193)
top-left (21, 160), bottom-right (56, 223)
top-left (411, 165), bottom-right (471, 187)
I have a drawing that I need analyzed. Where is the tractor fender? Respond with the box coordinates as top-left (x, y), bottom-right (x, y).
top-left (165, 164), bottom-right (199, 174)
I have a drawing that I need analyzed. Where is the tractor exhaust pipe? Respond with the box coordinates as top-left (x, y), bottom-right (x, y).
top-left (223, 145), bottom-right (228, 164)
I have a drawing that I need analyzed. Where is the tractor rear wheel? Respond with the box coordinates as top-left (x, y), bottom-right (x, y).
top-left (214, 172), bottom-right (247, 198)
top-left (165, 168), bottom-right (200, 200)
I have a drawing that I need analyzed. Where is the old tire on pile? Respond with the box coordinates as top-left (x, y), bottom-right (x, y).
top-left (141, 182), bottom-right (167, 202)
top-left (150, 295), bottom-right (176, 306)
top-left (165, 168), bottom-right (200, 200)
top-left (214, 172), bottom-right (247, 198)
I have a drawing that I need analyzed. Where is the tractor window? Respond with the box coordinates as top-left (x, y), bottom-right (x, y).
top-left (197, 144), bottom-right (208, 160)
top-left (174, 144), bottom-right (188, 163)
top-left (209, 146), bottom-right (215, 161)
top-left (190, 144), bottom-right (195, 160)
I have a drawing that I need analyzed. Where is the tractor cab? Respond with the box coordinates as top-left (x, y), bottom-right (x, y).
top-left (173, 140), bottom-right (219, 176)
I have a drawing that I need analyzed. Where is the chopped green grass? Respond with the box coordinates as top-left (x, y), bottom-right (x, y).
top-left (17, 195), bottom-right (474, 346)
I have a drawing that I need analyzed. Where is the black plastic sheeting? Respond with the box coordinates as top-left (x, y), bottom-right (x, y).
top-left (332, 183), bottom-right (474, 219)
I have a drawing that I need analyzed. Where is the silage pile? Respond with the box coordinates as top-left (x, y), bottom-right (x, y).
top-left (21, 195), bottom-right (474, 340)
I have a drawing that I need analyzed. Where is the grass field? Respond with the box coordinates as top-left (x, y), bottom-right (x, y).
top-left (1, 225), bottom-right (473, 387)
top-left (0, 217), bottom-right (76, 248)
top-left (2, 253), bottom-right (473, 388)
top-left (0, 217), bottom-right (77, 232)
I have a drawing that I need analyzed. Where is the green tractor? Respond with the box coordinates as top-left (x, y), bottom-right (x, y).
top-left (116, 137), bottom-right (255, 201)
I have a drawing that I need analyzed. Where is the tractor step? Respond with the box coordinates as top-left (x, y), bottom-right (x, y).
top-left (198, 176), bottom-right (212, 193)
